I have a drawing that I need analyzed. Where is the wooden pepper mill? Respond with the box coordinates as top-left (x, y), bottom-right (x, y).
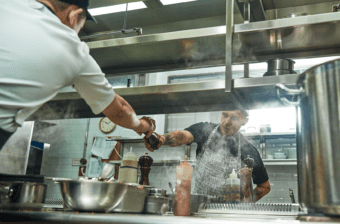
top-left (139, 152), bottom-right (153, 185)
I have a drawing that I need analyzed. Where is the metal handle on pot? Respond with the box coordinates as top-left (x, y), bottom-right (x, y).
top-left (275, 84), bottom-right (303, 106)
top-left (0, 187), bottom-right (13, 197)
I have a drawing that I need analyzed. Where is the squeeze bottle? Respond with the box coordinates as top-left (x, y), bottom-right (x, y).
top-left (118, 148), bottom-right (138, 183)
top-left (225, 169), bottom-right (241, 203)
top-left (174, 155), bottom-right (193, 216)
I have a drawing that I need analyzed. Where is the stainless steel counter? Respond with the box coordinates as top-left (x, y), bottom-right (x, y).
top-left (0, 210), bottom-right (339, 224)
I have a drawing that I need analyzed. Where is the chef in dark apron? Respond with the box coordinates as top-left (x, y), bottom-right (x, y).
top-left (143, 110), bottom-right (271, 203)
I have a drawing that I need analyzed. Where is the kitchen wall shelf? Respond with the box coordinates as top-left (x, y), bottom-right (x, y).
top-left (109, 160), bottom-right (195, 167)
top-left (263, 159), bottom-right (297, 166)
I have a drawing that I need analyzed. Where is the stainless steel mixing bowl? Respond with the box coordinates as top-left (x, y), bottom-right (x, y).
top-left (56, 180), bottom-right (128, 212)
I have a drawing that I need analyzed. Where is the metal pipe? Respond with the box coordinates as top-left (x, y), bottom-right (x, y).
top-left (244, 63), bottom-right (249, 78)
top-left (244, 0), bottom-right (251, 23)
top-left (243, 0), bottom-right (250, 78)
top-left (185, 145), bottom-right (191, 160)
top-left (225, 0), bottom-right (234, 92)
top-left (83, 119), bottom-right (90, 160)
top-left (123, 3), bottom-right (129, 31)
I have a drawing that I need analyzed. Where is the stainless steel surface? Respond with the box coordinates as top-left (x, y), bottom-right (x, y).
top-left (0, 210), bottom-right (305, 224)
top-left (243, 0), bottom-right (251, 24)
top-left (81, 28), bottom-right (142, 41)
top-left (278, 59), bottom-right (340, 216)
top-left (244, 63), bottom-right (249, 78)
top-left (0, 182), bottom-right (47, 210)
top-left (185, 145), bottom-right (191, 160)
top-left (190, 194), bottom-right (209, 213)
top-left (264, 70), bottom-right (297, 77)
top-left (110, 160), bottom-right (182, 166)
top-left (199, 203), bottom-right (301, 215)
top-left (143, 195), bottom-right (171, 214)
top-left (29, 75), bottom-right (298, 120)
top-left (225, 0), bottom-right (234, 92)
top-left (267, 59), bottom-right (294, 71)
top-left (262, 159), bottom-right (297, 166)
top-left (81, 13), bottom-right (340, 76)
top-left (113, 184), bottom-right (147, 213)
top-left (56, 180), bottom-right (128, 212)
top-left (0, 122), bottom-right (35, 175)
top-left (167, 193), bottom-right (209, 214)
top-left (264, 59), bottom-right (297, 77)
top-left (147, 188), bottom-right (166, 196)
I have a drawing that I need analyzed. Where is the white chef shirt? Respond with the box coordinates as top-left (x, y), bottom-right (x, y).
top-left (0, 0), bottom-right (115, 132)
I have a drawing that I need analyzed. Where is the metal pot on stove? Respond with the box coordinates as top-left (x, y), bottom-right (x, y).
top-left (276, 59), bottom-right (340, 216)
top-left (0, 182), bottom-right (47, 210)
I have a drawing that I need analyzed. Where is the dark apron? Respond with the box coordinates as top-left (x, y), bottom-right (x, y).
top-left (193, 124), bottom-right (241, 201)
top-left (0, 128), bottom-right (14, 151)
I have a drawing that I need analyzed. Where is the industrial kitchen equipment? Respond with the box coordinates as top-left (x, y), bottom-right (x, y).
top-left (277, 59), bottom-right (340, 216)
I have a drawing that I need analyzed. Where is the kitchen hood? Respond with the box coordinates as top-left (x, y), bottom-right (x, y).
top-left (87, 12), bottom-right (340, 76)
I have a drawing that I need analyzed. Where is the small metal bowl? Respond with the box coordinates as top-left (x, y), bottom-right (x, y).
top-left (144, 195), bottom-right (171, 214)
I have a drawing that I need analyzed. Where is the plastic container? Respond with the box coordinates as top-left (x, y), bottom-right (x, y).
top-left (118, 148), bottom-right (138, 183)
top-left (225, 169), bottom-right (240, 203)
top-left (174, 155), bottom-right (193, 216)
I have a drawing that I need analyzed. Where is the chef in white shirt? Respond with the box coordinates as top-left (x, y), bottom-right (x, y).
top-left (0, 0), bottom-right (156, 150)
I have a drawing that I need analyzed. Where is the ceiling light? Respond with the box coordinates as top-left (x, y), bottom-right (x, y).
top-left (89, 2), bottom-right (147, 16)
top-left (160, 0), bottom-right (198, 6)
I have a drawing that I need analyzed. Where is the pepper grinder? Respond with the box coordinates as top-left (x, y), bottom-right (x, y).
top-left (139, 152), bottom-right (153, 185)
top-left (241, 155), bottom-right (255, 203)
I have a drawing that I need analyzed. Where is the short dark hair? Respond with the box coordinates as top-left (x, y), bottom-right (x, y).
top-left (49, 0), bottom-right (86, 20)
top-left (240, 109), bottom-right (249, 118)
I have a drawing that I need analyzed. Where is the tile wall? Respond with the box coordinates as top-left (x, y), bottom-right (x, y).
top-left (261, 165), bottom-right (298, 203)
top-left (35, 119), bottom-right (88, 200)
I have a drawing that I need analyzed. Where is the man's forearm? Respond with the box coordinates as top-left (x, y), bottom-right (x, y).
top-left (162, 131), bottom-right (194, 147)
top-left (253, 181), bottom-right (271, 202)
top-left (103, 94), bottom-right (140, 130)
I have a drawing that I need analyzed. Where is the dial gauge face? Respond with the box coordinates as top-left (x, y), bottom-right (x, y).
top-left (99, 117), bottom-right (116, 133)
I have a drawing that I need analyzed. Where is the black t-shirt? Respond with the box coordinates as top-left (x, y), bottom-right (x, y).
top-left (185, 122), bottom-right (269, 185)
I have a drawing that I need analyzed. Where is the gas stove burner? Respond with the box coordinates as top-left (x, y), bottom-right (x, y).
top-left (263, 58), bottom-right (297, 77)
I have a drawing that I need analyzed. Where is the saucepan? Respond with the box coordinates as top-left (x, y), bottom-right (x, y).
top-left (276, 59), bottom-right (340, 216)
top-left (0, 182), bottom-right (47, 209)
top-left (55, 179), bottom-right (128, 212)
top-left (0, 173), bottom-right (53, 209)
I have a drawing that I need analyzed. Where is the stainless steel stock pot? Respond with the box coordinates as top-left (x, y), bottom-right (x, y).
top-left (276, 59), bottom-right (340, 216)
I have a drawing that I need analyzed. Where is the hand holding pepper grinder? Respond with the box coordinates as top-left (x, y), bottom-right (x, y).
top-left (139, 152), bottom-right (153, 185)
top-left (143, 132), bottom-right (160, 150)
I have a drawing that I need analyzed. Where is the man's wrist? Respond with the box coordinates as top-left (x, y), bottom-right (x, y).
top-left (132, 120), bottom-right (143, 132)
